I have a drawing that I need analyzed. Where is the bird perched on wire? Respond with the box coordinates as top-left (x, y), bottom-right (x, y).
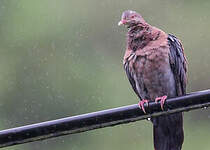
top-left (118, 10), bottom-right (187, 150)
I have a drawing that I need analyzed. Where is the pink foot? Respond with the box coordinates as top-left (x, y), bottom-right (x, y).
top-left (155, 95), bottom-right (167, 110)
top-left (138, 99), bottom-right (149, 114)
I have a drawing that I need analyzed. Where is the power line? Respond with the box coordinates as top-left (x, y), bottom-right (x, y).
top-left (0, 89), bottom-right (210, 148)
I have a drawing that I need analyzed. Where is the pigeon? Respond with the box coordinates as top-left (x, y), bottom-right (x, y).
top-left (118, 10), bottom-right (187, 150)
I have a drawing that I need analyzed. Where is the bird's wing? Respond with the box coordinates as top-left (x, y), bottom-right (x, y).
top-left (124, 53), bottom-right (142, 100)
top-left (168, 34), bottom-right (187, 96)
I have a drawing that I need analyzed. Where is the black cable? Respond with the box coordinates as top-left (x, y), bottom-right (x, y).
top-left (0, 89), bottom-right (210, 148)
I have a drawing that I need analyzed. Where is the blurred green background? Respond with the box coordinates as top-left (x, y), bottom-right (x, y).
top-left (0, 0), bottom-right (210, 150)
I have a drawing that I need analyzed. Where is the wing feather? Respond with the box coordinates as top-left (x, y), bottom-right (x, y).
top-left (168, 34), bottom-right (187, 96)
top-left (124, 61), bottom-right (142, 99)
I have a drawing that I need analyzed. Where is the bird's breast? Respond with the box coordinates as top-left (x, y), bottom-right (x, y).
top-left (131, 47), bottom-right (176, 100)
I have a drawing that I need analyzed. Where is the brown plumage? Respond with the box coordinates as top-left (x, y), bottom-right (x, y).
top-left (118, 10), bottom-right (187, 150)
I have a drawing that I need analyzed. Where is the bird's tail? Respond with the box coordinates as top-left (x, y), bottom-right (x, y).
top-left (152, 112), bottom-right (184, 150)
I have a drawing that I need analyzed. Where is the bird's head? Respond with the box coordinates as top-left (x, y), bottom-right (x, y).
top-left (118, 10), bottom-right (146, 28)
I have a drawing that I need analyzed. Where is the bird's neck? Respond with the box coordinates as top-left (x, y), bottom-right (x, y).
top-left (127, 24), bottom-right (159, 51)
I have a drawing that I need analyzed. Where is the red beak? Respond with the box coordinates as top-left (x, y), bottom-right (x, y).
top-left (118, 20), bottom-right (127, 26)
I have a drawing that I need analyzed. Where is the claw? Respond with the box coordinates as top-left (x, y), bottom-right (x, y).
top-left (155, 95), bottom-right (167, 110)
top-left (138, 99), bottom-right (149, 113)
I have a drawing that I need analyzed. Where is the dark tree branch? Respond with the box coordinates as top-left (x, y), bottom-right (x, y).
top-left (0, 89), bottom-right (210, 148)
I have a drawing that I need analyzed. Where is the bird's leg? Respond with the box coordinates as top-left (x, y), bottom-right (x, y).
top-left (138, 99), bottom-right (149, 114)
top-left (155, 95), bottom-right (167, 110)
